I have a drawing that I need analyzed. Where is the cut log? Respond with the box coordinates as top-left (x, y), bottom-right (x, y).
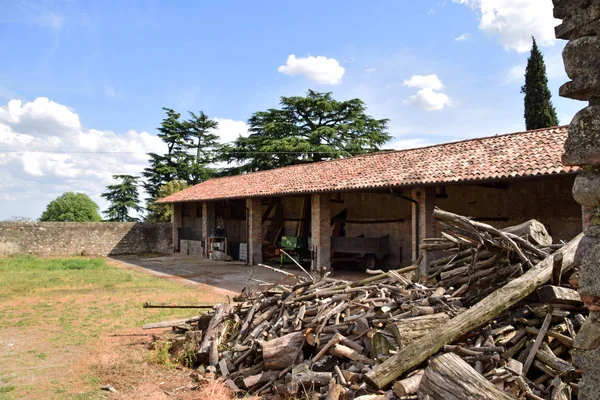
top-left (537, 285), bottom-right (582, 306)
top-left (387, 313), bottom-right (450, 348)
top-left (259, 331), bottom-right (305, 370)
top-left (502, 219), bottom-right (552, 246)
top-left (364, 233), bottom-right (582, 389)
top-left (418, 353), bottom-right (514, 400)
top-left (291, 363), bottom-right (332, 388)
top-left (392, 370), bottom-right (424, 397)
top-left (243, 370), bottom-right (280, 389)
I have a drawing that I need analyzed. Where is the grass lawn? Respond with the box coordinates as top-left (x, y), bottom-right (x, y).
top-left (0, 256), bottom-right (229, 400)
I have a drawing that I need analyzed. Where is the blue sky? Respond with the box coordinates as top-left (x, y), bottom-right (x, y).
top-left (0, 0), bottom-right (583, 220)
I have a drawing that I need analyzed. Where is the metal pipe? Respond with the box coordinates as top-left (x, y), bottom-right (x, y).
top-left (143, 302), bottom-right (215, 309)
top-left (390, 188), bottom-right (420, 258)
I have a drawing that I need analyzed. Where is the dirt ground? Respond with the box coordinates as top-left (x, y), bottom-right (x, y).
top-left (0, 255), bottom-right (368, 399)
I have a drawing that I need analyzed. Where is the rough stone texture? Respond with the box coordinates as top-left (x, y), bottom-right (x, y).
top-left (311, 194), bottom-right (331, 271)
top-left (574, 312), bottom-right (600, 400)
top-left (247, 197), bottom-right (263, 265)
top-left (574, 171), bottom-right (600, 206)
top-left (563, 105), bottom-right (600, 166)
top-left (0, 222), bottom-right (172, 256)
top-left (554, 0), bottom-right (600, 396)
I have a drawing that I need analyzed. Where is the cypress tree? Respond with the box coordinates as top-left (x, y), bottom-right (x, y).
top-left (521, 37), bottom-right (559, 130)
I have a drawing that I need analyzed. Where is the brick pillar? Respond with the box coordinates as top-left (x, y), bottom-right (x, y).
top-left (411, 187), bottom-right (436, 278)
top-left (246, 198), bottom-right (263, 265)
top-left (172, 203), bottom-right (182, 253)
top-left (202, 201), bottom-right (215, 257)
top-left (552, 3), bottom-right (600, 398)
top-left (311, 194), bottom-right (331, 272)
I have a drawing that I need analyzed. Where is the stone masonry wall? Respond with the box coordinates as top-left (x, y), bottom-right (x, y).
top-left (0, 222), bottom-right (173, 257)
top-left (552, 2), bottom-right (600, 398)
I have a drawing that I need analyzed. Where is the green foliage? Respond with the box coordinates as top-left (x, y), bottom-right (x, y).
top-left (39, 192), bottom-right (102, 222)
top-left (521, 37), bottom-right (559, 130)
top-left (221, 90), bottom-right (391, 173)
top-left (142, 108), bottom-right (219, 206)
top-left (101, 175), bottom-right (143, 222)
top-left (147, 340), bottom-right (174, 367)
top-left (146, 180), bottom-right (189, 222)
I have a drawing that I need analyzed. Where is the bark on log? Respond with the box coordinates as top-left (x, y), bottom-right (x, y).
top-left (364, 233), bottom-right (582, 389)
top-left (502, 219), bottom-right (552, 246)
top-left (417, 353), bottom-right (515, 400)
top-left (388, 313), bottom-right (450, 348)
top-left (260, 331), bottom-right (305, 370)
top-left (536, 285), bottom-right (582, 306)
top-left (291, 363), bottom-right (332, 388)
top-left (243, 370), bottom-right (280, 389)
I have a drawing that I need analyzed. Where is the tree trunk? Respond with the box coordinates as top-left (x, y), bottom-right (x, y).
top-left (388, 313), bottom-right (450, 348)
top-left (418, 353), bottom-right (515, 400)
top-left (364, 233), bottom-right (582, 389)
top-left (502, 219), bottom-right (552, 246)
top-left (197, 303), bottom-right (230, 365)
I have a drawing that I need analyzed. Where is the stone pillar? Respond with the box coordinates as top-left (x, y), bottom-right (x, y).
top-left (553, 2), bottom-right (600, 398)
top-left (311, 194), bottom-right (331, 272)
top-left (172, 203), bottom-right (182, 253)
top-left (246, 198), bottom-right (263, 265)
top-left (411, 187), bottom-right (436, 278)
top-left (202, 201), bottom-right (215, 257)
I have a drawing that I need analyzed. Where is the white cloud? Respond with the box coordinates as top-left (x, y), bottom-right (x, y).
top-left (389, 137), bottom-right (433, 150)
top-left (402, 74), bottom-right (452, 111)
top-left (453, 0), bottom-right (559, 53)
top-left (455, 33), bottom-right (470, 41)
top-left (0, 97), bottom-right (250, 219)
top-left (404, 88), bottom-right (453, 111)
top-left (365, 68), bottom-right (376, 73)
top-left (278, 54), bottom-right (345, 85)
top-left (213, 118), bottom-right (249, 144)
top-left (403, 74), bottom-right (445, 91)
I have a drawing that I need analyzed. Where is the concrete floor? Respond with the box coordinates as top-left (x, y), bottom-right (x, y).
top-left (110, 254), bottom-right (368, 295)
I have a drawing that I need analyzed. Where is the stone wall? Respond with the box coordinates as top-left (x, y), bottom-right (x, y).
top-left (0, 222), bottom-right (173, 257)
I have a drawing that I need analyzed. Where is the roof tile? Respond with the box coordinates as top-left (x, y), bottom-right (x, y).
top-left (158, 126), bottom-right (578, 203)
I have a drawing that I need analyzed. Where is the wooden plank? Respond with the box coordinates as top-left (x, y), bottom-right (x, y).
top-left (537, 285), bottom-right (582, 306)
top-left (142, 315), bottom-right (201, 330)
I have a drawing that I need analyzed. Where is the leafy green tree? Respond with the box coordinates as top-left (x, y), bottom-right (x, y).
top-left (521, 37), bottom-right (559, 130)
top-left (142, 108), bottom-right (219, 204)
top-left (101, 175), bottom-right (143, 222)
top-left (40, 192), bottom-right (102, 222)
top-left (146, 180), bottom-right (189, 222)
top-left (221, 90), bottom-right (391, 173)
top-left (186, 111), bottom-right (220, 184)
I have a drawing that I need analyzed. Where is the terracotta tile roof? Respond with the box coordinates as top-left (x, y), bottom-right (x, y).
top-left (157, 126), bottom-right (578, 203)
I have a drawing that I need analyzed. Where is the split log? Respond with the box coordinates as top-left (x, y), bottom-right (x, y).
top-left (537, 285), bottom-right (582, 306)
top-left (260, 331), bottom-right (305, 370)
top-left (364, 233), bottom-right (582, 389)
top-left (418, 353), bottom-right (515, 400)
top-left (387, 313), bottom-right (450, 348)
top-left (392, 370), bottom-right (424, 397)
top-left (502, 219), bottom-right (552, 246)
top-left (197, 303), bottom-right (229, 365)
top-left (326, 381), bottom-right (344, 400)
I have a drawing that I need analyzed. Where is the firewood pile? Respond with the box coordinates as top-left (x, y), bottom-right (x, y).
top-left (145, 209), bottom-right (586, 400)
top-left (423, 208), bottom-right (564, 306)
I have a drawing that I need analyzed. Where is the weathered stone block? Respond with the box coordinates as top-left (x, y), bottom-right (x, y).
top-left (564, 36), bottom-right (600, 81)
top-left (563, 105), bottom-right (600, 166)
top-left (574, 312), bottom-right (600, 399)
top-left (574, 171), bottom-right (600, 207)
top-left (555, 1), bottom-right (600, 40)
top-left (579, 238), bottom-right (600, 298)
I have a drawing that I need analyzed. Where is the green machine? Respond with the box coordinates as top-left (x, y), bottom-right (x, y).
top-left (279, 236), bottom-right (310, 266)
